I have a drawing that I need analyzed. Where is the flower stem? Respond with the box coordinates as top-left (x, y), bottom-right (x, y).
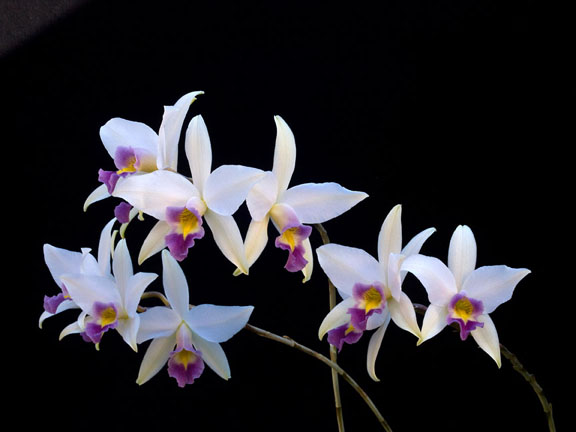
top-left (499, 343), bottom-right (556, 432)
top-left (244, 323), bottom-right (393, 431)
top-left (314, 223), bottom-right (345, 431)
top-left (413, 303), bottom-right (556, 431)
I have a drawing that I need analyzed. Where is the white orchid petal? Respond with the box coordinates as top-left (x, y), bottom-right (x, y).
top-left (59, 320), bottom-right (84, 340)
top-left (138, 221), bottom-right (171, 265)
top-left (113, 171), bottom-right (199, 220)
top-left (388, 292), bottom-right (422, 340)
top-left (203, 165), bottom-right (265, 215)
top-left (99, 117), bottom-right (159, 159)
top-left (161, 250), bottom-right (190, 318)
top-left (318, 297), bottom-right (356, 339)
top-left (462, 266), bottom-right (531, 314)
top-left (43, 244), bottom-right (84, 288)
top-left (366, 312), bottom-right (391, 382)
top-left (84, 184), bottom-right (110, 212)
top-left (386, 253), bottom-right (404, 300)
top-left (185, 305), bottom-right (254, 343)
top-left (366, 309), bottom-right (388, 331)
top-left (204, 210), bottom-right (249, 274)
top-left (401, 227), bottom-right (436, 258)
top-left (246, 171), bottom-right (279, 221)
top-left (448, 225), bottom-right (477, 287)
top-left (116, 314), bottom-right (140, 352)
top-left (420, 304), bottom-right (449, 344)
top-left (280, 182), bottom-right (368, 224)
top-left (401, 254), bottom-right (458, 305)
top-left (60, 274), bottom-right (120, 314)
top-left (316, 244), bottom-right (382, 296)
top-left (243, 216), bottom-right (270, 269)
top-left (471, 314), bottom-right (501, 367)
top-left (158, 91), bottom-right (203, 171)
top-left (272, 115), bottom-right (296, 195)
top-left (125, 272), bottom-right (158, 315)
top-left (190, 336), bottom-right (231, 380)
top-left (39, 301), bottom-right (78, 328)
top-left (137, 306), bottom-right (181, 343)
top-left (97, 218), bottom-right (116, 276)
top-left (185, 114), bottom-right (212, 192)
top-left (136, 334), bottom-right (176, 385)
top-left (378, 204), bottom-right (403, 273)
top-left (112, 239), bottom-right (133, 299)
top-left (301, 237), bottom-right (314, 283)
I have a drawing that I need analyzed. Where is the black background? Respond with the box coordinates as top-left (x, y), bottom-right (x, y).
top-left (3, 1), bottom-right (571, 431)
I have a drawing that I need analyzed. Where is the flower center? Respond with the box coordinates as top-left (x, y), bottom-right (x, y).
top-left (100, 306), bottom-right (118, 327)
top-left (453, 297), bottom-right (475, 322)
top-left (279, 227), bottom-right (298, 252)
top-left (179, 208), bottom-right (200, 237)
top-left (363, 286), bottom-right (383, 313)
top-left (116, 155), bottom-right (137, 175)
top-left (173, 349), bottom-right (199, 370)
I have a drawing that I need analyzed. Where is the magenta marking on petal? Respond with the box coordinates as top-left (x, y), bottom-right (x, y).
top-left (167, 347), bottom-right (205, 387)
top-left (165, 233), bottom-right (197, 261)
top-left (327, 323), bottom-right (364, 352)
top-left (114, 202), bottom-right (133, 223)
top-left (347, 307), bottom-right (371, 332)
top-left (98, 169), bottom-right (120, 194)
top-left (43, 293), bottom-right (67, 314)
top-left (114, 146), bottom-right (137, 171)
top-left (274, 223), bottom-right (312, 272)
top-left (165, 206), bottom-right (205, 260)
top-left (84, 320), bottom-right (117, 344)
top-left (447, 316), bottom-right (485, 340)
top-left (84, 302), bottom-right (119, 344)
top-left (447, 293), bottom-right (485, 340)
top-left (351, 281), bottom-right (386, 316)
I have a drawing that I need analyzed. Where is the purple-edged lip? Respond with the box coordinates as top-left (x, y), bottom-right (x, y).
top-left (275, 223), bottom-right (312, 272)
top-left (164, 205), bottom-right (205, 261)
top-left (447, 292), bottom-right (484, 340)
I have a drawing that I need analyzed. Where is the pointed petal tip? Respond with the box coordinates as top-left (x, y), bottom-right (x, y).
top-left (369, 373), bottom-right (381, 382)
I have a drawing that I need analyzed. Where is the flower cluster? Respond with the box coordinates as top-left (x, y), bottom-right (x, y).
top-left (40, 91), bottom-right (530, 389)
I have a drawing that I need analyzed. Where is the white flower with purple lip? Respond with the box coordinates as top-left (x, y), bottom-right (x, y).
top-left (112, 114), bottom-right (265, 272)
top-left (401, 225), bottom-right (531, 367)
top-left (240, 116), bottom-right (369, 282)
top-left (317, 205), bottom-right (435, 381)
top-left (40, 218), bottom-right (116, 329)
top-left (84, 90), bottom-right (203, 210)
top-left (59, 238), bottom-right (158, 350)
top-left (136, 250), bottom-right (254, 387)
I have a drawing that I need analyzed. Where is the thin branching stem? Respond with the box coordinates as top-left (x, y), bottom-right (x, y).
top-left (315, 223), bottom-right (345, 431)
top-left (244, 323), bottom-right (393, 431)
top-left (413, 303), bottom-right (556, 431)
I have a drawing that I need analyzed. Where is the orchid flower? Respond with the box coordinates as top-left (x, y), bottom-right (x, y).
top-left (111, 114), bottom-right (264, 272)
top-left (240, 116), bottom-right (369, 282)
top-left (401, 225), bottom-right (531, 367)
top-left (136, 250), bottom-right (254, 387)
top-left (40, 217), bottom-right (116, 329)
top-left (317, 205), bottom-right (435, 381)
top-left (84, 90), bottom-right (203, 210)
top-left (59, 238), bottom-right (158, 351)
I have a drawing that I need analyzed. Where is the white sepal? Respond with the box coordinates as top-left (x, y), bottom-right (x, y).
top-left (317, 244), bottom-right (382, 296)
top-left (366, 312), bottom-right (391, 382)
top-left (203, 165), bottom-right (265, 215)
top-left (281, 182), bottom-right (368, 224)
top-left (185, 305), bottom-right (254, 343)
top-left (137, 335), bottom-right (176, 385)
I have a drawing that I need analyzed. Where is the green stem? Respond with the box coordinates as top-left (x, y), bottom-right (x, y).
top-left (244, 323), bottom-right (393, 431)
top-left (413, 303), bottom-right (555, 431)
top-left (314, 223), bottom-right (345, 431)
